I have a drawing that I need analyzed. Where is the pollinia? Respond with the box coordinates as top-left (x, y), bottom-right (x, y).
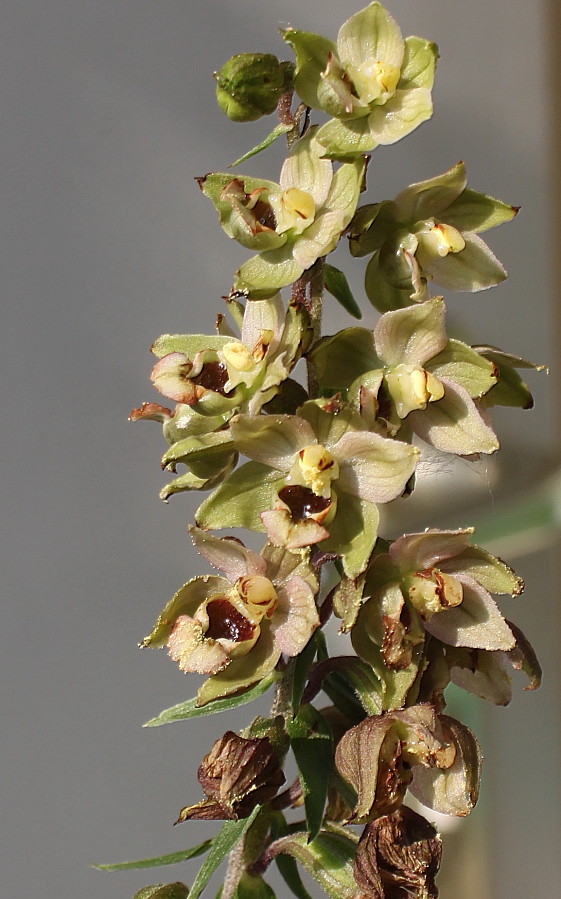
top-left (102, 5), bottom-right (544, 897)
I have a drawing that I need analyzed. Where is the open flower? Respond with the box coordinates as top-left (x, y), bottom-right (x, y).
top-left (345, 529), bottom-right (523, 693)
top-left (349, 161), bottom-right (518, 311)
top-left (199, 128), bottom-right (364, 295)
top-left (311, 297), bottom-right (501, 456)
top-left (142, 528), bottom-right (319, 705)
top-left (284, 2), bottom-right (437, 158)
top-left (196, 399), bottom-right (419, 578)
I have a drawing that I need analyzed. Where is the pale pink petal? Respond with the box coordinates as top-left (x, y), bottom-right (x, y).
top-left (424, 575), bottom-right (515, 651)
top-left (190, 526), bottom-right (266, 581)
top-left (167, 615), bottom-right (230, 674)
top-left (271, 576), bottom-right (319, 656)
top-left (389, 529), bottom-right (473, 571)
top-left (333, 430), bottom-right (419, 503)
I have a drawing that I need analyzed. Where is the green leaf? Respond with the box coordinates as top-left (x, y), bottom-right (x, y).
top-left (196, 462), bottom-right (284, 532)
top-left (323, 264), bottom-right (362, 319)
top-left (133, 885), bottom-right (189, 899)
top-left (143, 671), bottom-right (280, 727)
top-left (230, 124), bottom-right (292, 167)
top-left (291, 633), bottom-right (320, 713)
top-left (189, 808), bottom-right (261, 899)
top-left (288, 705), bottom-right (333, 841)
top-left (93, 841), bottom-right (212, 872)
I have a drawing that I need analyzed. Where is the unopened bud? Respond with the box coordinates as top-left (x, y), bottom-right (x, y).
top-left (215, 54), bottom-right (293, 122)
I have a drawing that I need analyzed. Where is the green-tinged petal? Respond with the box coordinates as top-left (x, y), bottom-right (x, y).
top-left (388, 529), bottom-right (472, 571)
top-left (337, 2), bottom-right (404, 71)
top-left (189, 808), bottom-right (261, 899)
top-left (266, 831), bottom-right (359, 899)
top-left (230, 414), bottom-right (314, 470)
top-left (316, 115), bottom-right (378, 159)
top-left (93, 841), bottom-right (212, 871)
top-left (399, 36), bottom-right (438, 90)
top-left (310, 328), bottom-right (377, 389)
top-left (143, 672), bottom-right (280, 726)
top-left (425, 231), bottom-right (507, 291)
top-left (441, 544), bottom-right (524, 595)
top-left (365, 252), bottom-right (421, 312)
top-left (230, 123), bottom-right (292, 168)
top-left (393, 162), bottom-right (467, 222)
top-left (291, 209), bottom-right (347, 270)
top-left (334, 430), bottom-right (419, 504)
top-left (368, 87), bottom-right (433, 146)
top-left (197, 624), bottom-right (281, 705)
top-left (235, 244), bottom-right (304, 295)
top-left (151, 334), bottom-right (230, 359)
top-left (408, 378), bottom-right (499, 455)
top-left (190, 526), bottom-right (265, 580)
top-left (142, 575), bottom-right (229, 648)
top-left (444, 188), bottom-right (518, 233)
top-left (325, 155), bottom-right (366, 221)
top-left (323, 263), bottom-right (362, 319)
top-left (374, 297), bottom-right (447, 368)
top-left (282, 29), bottom-right (338, 111)
top-left (409, 716), bottom-right (482, 816)
top-left (427, 338), bottom-right (498, 398)
top-left (320, 488), bottom-right (379, 578)
top-left (280, 129), bottom-right (332, 206)
top-left (196, 462), bottom-right (284, 532)
top-left (424, 576), bottom-right (515, 651)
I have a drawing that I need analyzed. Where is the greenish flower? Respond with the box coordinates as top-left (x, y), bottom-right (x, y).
top-left (349, 161), bottom-right (518, 311)
top-left (131, 296), bottom-right (309, 499)
top-left (142, 528), bottom-right (319, 705)
top-left (199, 128), bottom-right (364, 296)
top-left (283, 2), bottom-right (437, 158)
top-left (311, 297), bottom-right (501, 456)
top-left (196, 399), bottom-right (419, 578)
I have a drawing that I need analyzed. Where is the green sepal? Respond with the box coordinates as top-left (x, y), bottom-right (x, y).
top-left (267, 830), bottom-right (359, 899)
top-left (263, 378), bottom-right (309, 415)
top-left (447, 545), bottom-right (524, 595)
top-left (309, 328), bottom-right (377, 390)
top-left (141, 575), bottom-right (227, 648)
top-left (189, 807), bottom-right (261, 899)
top-left (230, 123), bottom-right (292, 168)
top-left (161, 431), bottom-right (235, 470)
top-left (444, 188), bottom-right (519, 233)
top-left (282, 29), bottom-right (337, 111)
top-left (316, 116), bottom-right (377, 160)
top-left (364, 252), bottom-right (414, 312)
top-left (196, 462), bottom-right (284, 532)
top-left (93, 840), bottom-right (212, 872)
top-left (143, 671), bottom-right (280, 727)
top-left (133, 885), bottom-right (189, 899)
top-left (323, 264), bottom-right (362, 319)
top-left (151, 334), bottom-right (230, 359)
top-left (427, 338), bottom-right (498, 398)
top-left (159, 453), bottom-right (236, 502)
top-left (474, 346), bottom-right (545, 409)
top-left (288, 706), bottom-right (333, 841)
top-left (321, 489), bottom-right (379, 579)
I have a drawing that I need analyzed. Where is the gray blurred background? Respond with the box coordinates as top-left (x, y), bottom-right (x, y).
top-left (2, 1), bottom-right (560, 897)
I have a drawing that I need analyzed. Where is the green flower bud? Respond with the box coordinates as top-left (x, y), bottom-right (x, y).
top-left (214, 53), bottom-right (293, 122)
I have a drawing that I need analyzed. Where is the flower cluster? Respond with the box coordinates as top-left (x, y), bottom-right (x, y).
top-left (123, 5), bottom-right (543, 899)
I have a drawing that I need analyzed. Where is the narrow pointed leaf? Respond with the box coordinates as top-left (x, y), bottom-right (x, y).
top-left (143, 671), bottom-right (279, 727)
top-left (230, 124), bottom-right (292, 167)
top-left (288, 705), bottom-right (333, 841)
top-left (189, 807), bottom-right (260, 899)
top-left (93, 840), bottom-right (212, 871)
top-left (324, 263), bottom-right (362, 319)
